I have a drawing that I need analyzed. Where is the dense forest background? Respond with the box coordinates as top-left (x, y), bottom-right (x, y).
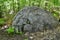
top-left (0, 0), bottom-right (60, 27)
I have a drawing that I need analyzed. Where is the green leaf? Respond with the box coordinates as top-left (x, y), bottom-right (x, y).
top-left (0, 18), bottom-right (5, 24)
top-left (6, 27), bottom-right (14, 33)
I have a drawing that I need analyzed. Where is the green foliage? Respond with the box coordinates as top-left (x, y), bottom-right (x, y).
top-left (6, 27), bottom-right (14, 33)
top-left (24, 36), bottom-right (28, 40)
top-left (6, 26), bottom-right (24, 35)
top-left (0, 18), bottom-right (5, 25)
top-left (24, 38), bottom-right (28, 40)
top-left (0, 0), bottom-right (60, 18)
top-left (52, 11), bottom-right (59, 19)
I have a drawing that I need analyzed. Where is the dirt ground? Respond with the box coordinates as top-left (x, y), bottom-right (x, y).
top-left (0, 25), bottom-right (60, 40)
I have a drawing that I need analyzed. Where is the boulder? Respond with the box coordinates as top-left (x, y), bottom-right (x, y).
top-left (12, 6), bottom-right (59, 32)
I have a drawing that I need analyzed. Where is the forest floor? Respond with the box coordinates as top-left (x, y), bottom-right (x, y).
top-left (0, 25), bottom-right (60, 40)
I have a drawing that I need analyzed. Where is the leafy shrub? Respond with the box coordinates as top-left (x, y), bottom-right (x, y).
top-left (6, 27), bottom-right (14, 33)
top-left (0, 18), bottom-right (5, 27)
top-left (6, 26), bottom-right (24, 35)
top-left (0, 18), bottom-right (5, 24)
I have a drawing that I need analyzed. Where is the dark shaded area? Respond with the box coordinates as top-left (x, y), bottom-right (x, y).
top-left (0, 30), bottom-right (24, 40)
top-left (0, 29), bottom-right (60, 40)
top-left (0, 7), bottom-right (3, 18)
top-left (58, 19), bottom-right (60, 25)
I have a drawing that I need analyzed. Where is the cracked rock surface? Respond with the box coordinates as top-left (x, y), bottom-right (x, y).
top-left (12, 6), bottom-right (59, 32)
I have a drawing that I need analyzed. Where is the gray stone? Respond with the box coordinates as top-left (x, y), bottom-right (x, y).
top-left (12, 6), bottom-right (59, 32)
